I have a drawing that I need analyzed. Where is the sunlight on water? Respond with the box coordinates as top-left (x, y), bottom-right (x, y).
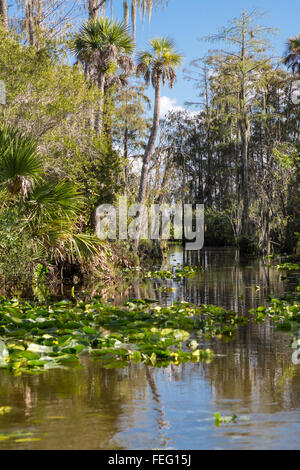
top-left (0, 247), bottom-right (299, 450)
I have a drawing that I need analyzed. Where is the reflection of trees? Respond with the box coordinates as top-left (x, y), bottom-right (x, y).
top-left (173, 247), bottom-right (285, 313)
top-left (201, 322), bottom-right (300, 414)
top-left (0, 361), bottom-right (148, 449)
top-left (131, 246), bottom-right (286, 310)
top-left (149, 247), bottom-right (300, 420)
top-left (0, 323), bottom-right (299, 449)
top-left (0, 246), bottom-right (297, 449)
top-left (145, 366), bottom-right (170, 448)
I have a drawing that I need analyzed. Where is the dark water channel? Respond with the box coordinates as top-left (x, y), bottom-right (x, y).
top-left (0, 247), bottom-right (299, 450)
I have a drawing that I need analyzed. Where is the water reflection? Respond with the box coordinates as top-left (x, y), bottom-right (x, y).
top-left (0, 247), bottom-right (299, 449)
top-left (121, 247), bottom-right (287, 313)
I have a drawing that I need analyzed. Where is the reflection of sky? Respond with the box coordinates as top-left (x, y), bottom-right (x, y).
top-left (0, 247), bottom-right (299, 450)
top-left (116, 356), bottom-right (300, 450)
top-left (2, 342), bottom-right (300, 449)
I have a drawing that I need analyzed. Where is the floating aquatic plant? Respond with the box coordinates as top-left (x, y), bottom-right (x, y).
top-left (250, 288), bottom-right (300, 332)
top-left (0, 406), bottom-right (11, 415)
top-left (214, 412), bottom-right (237, 427)
top-left (0, 296), bottom-right (247, 375)
top-left (276, 263), bottom-right (300, 271)
top-left (143, 265), bottom-right (205, 281)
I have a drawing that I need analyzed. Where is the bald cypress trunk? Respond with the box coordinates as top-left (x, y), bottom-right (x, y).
top-left (0, 0), bottom-right (8, 30)
top-left (26, 0), bottom-right (35, 46)
top-left (239, 31), bottom-right (250, 238)
top-left (88, 0), bottom-right (106, 20)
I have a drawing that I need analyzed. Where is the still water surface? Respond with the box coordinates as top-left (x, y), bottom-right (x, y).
top-left (0, 247), bottom-right (299, 450)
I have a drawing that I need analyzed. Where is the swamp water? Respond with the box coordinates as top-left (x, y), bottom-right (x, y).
top-left (0, 246), bottom-right (299, 450)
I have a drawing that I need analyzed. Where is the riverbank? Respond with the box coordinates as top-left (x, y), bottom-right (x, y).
top-left (0, 247), bottom-right (299, 449)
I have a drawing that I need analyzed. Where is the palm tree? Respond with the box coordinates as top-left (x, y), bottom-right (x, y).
top-left (27, 179), bottom-right (100, 263)
top-left (0, 126), bottom-right (100, 264)
top-left (135, 37), bottom-right (183, 247)
top-left (0, 126), bottom-right (43, 197)
top-left (71, 17), bottom-right (135, 134)
top-left (284, 36), bottom-right (300, 74)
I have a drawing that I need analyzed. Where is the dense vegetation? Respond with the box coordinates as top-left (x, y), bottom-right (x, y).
top-left (154, 12), bottom-right (300, 253)
top-left (1, 296), bottom-right (244, 375)
top-left (0, 3), bottom-right (299, 295)
top-left (0, 1), bottom-right (298, 391)
top-left (0, 4), bottom-right (299, 454)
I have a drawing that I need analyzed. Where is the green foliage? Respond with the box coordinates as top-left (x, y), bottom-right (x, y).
top-left (276, 263), bottom-right (300, 271)
top-left (214, 412), bottom-right (237, 427)
top-left (250, 289), bottom-right (300, 330)
top-left (0, 25), bottom-right (122, 211)
top-left (284, 35), bottom-right (300, 74)
top-left (0, 127), bottom-right (43, 195)
top-left (137, 37), bottom-right (183, 88)
top-left (71, 17), bottom-right (135, 67)
top-left (114, 81), bottom-right (151, 165)
top-left (0, 407), bottom-right (11, 415)
top-left (143, 265), bottom-right (205, 281)
top-left (0, 296), bottom-right (250, 375)
top-left (0, 26), bottom-right (97, 133)
top-left (157, 12), bottom-right (299, 254)
top-left (0, 127), bottom-right (102, 292)
top-left (32, 264), bottom-right (50, 304)
top-left (205, 210), bottom-right (236, 247)
top-left (0, 207), bottom-right (41, 293)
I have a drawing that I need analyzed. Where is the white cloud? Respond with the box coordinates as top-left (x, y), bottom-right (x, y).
top-left (160, 96), bottom-right (200, 119)
top-left (160, 96), bottom-right (185, 116)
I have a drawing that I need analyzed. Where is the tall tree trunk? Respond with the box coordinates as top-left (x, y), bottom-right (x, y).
top-left (123, 125), bottom-right (129, 192)
top-left (131, 0), bottom-right (136, 38)
top-left (88, 0), bottom-right (106, 20)
top-left (0, 0), bottom-right (8, 30)
top-left (35, 0), bottom-right (44, 49)
top-left (203, 69), bottom-right (212, 206)
top-left (123, 0), bottom-right (129, 24)
top-left (103, 91), bottom-right (113, 149)
top-left (241, 133), bottom-right (249, 235)
top-left (124, 125), bottom-right (129, 160)
top-left (88, 0), bottom-right (97, 19)
top-left (138, 82), bottom-right (161, 205)
top-left (239, 25), bottom-right (250, 238)
top-left (26, 0), bottom-right (35, 46)
top-left (95, 72), bottom-right (106, 135)
top-left (135, 80), bottom-right (161, 249)
top-left (240, 97), bottom-right (250, 236)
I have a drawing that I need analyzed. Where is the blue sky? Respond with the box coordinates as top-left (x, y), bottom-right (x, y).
top-left (112, 0), bottom-right (300, 114)
top-left (12, 0), bottom-right (299, 113)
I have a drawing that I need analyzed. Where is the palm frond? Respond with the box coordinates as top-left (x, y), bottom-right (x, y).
top-left (137, 37), bottom-right (183, 88)
top-left (150, 37), bottom-right (176, 54)
top-left (71, 17), bottom-right (135, 65)
top-left (67, 233), bottom-right (101, 262)
top-left (0, 126), bottom-right (43, 195)
top-left (284, 36), bottom-right (300, 74)
top-left (27, 180), bottom-right (85, 225)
